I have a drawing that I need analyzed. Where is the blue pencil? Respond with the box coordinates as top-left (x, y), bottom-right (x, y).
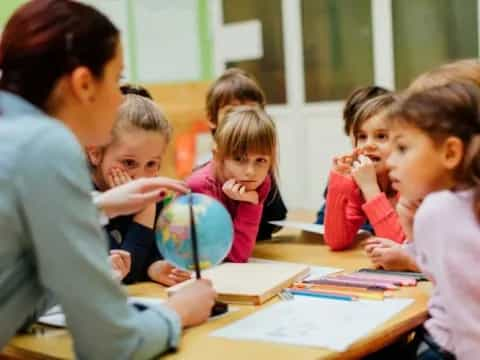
top-left (287, 289), bottom-right (356, 301)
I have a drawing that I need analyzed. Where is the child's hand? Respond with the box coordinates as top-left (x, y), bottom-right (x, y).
top-left (396, 197), bottom-right (422, 240)
top-left (148, 260), bottom-right (192, 286)
top-left (351, 154), bottom-right (380, 200)
top-left (222, 179), bottom-right (259, 204)
top-left (109, 249), bottom-right (131, 281)
top-left (332, 153), bottom-right (355, 176)
top-left (364, 236), bottom-right (398, 256)
top-left (367, 245), bottom-right (419, 271)
top-left (107, 167), bottom-right (132, 188)
top-left (332, 149), bottom-right (363, 176)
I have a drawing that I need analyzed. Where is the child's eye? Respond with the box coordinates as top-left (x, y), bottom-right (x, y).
top-left (146, 161), bottom-right (160, 169)
top-left (122, 159), bottom-right (137, 168)
top-left (376, 133), bottom-right (388, 141)
top-left (396, 144), bottom-right (407, 153)
top-left (256, 158), bottom-right (268, 164)
top-left (233, 156), bottom-right (247, 162)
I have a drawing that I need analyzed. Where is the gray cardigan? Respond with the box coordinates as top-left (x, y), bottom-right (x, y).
top-left (0, 91), bottom-right (180, 359)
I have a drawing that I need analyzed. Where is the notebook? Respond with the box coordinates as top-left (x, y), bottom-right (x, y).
top-left (167, 262), bottom-right (310, 305)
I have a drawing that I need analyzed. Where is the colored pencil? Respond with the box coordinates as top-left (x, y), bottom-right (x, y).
top-left (357, 268), bottom-right (428, 281)
top-left (325, 276), bottom-right (399, 290)
top-left (347, 273), bottom-right (416, 286)
top-left (303, 278), bottom-right (389, 291)
top-left (292, 283), bottom-right (385, 300)
top-left (287, 289), bottom-right (356, 301)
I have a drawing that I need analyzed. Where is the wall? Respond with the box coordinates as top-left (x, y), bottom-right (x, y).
top-left (0, 0), bottom-right (216, 181)
top-left (0, 1), bottom-right (332, 211)
top-left (0, 0), bottom-right (26, 26)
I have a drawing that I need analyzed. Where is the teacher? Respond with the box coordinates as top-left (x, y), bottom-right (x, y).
top-left (0, 0), bottom-right (215, 359)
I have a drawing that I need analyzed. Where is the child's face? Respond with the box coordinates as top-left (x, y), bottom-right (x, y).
top-left (387, 124), bottom-right (454, 201)
top-left (222, 153), bottom-right (271, 191)
top-left (355, 114), bottom-right (392, 174)
top-left (96, 129), bottom-right (168, 187)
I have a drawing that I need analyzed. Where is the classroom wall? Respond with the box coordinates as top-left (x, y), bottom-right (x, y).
top-left (0, 1), bottom-right (366, 212)
top-left (0, 0), bottom-right (26, 26)
top-left (0, 0), bottom-right (216, 180)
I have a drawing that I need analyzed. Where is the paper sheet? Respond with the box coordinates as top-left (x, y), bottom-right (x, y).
top-left (37, 305), bottom-right (65, 327)
top-left (269, 221), bottom-right (369, 236)
top-left (37, 297), bottom-right (166, 328)
top-left (249, 257), bottom-right (341, 280)
top-left (211, 297), bottom-right (414, 351)
top-left (269, 220), bottom-right (325, 234)
top-left (38, 297), bottom-right (237, 327)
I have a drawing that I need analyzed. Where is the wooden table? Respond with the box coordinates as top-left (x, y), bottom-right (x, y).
top-left (3, 212), bottom-right (430, 359)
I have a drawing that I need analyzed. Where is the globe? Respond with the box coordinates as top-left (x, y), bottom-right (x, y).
top-left (155, 193), bottom-right (234, 271)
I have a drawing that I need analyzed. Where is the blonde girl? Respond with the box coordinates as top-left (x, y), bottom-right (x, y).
top-left (187, 105), bottom-right (277, 262)
top-left (87, 90), bottom-right (191, 285)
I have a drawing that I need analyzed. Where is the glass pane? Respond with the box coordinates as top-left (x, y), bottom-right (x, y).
top-left (393, 0), bottom-right (478, 89)
top-left (302, 0), bottom-right (374, 102)
top-left (223, 0), bottom-right (286, 104)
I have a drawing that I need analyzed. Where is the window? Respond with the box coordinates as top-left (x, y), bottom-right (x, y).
top-left (223, 0), bottom-right (286, 104)
top-left (302, 0), bottom-right (374, 101)
top-left (392, 0), bottom-right (478, 89)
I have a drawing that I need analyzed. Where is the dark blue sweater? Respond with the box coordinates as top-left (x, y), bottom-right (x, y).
top-left (106, 202), bottom-right (164, 284)
top-left (257, 178), bottom-right (288, 240)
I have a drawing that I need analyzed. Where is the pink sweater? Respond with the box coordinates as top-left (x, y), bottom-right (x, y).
top-left (412, 189), bottom-right (480, 359)
top-left (186, 162), bottom-right (271, 263)
top-left (324, 171), bottom-right (406, 250)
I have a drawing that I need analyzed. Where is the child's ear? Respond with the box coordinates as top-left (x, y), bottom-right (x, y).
top-left (442, 136), bottom-right (464, 170)
top-left (86, 146), bottom-right (103, 166)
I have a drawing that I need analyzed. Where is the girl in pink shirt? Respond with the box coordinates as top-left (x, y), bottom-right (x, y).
top-left (324, 93), bottom-right (406, 250)
top-left (187, 105), bottom-right (277, 262)
top-left (387, 81), bottom-right (480, 360)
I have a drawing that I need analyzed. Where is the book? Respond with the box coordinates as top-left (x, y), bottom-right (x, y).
top-left (167, 262), bottom-right (310, 305)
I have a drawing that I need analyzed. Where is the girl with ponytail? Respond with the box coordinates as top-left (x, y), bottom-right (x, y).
top-left (386, 81), bottom-right (480, 359)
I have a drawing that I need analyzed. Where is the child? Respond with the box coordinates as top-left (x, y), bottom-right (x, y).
top-left (386, 81), bottom-right (480, 359)
top-left (87, 88), bottom-right (191, 285)
top-left (324, 93), bottom-right (406, 250)
top-left (206, 68), bottom-right (287, 240)
top-left (366, 59), bottom-right (480, 271)
top-left (187, 105), bottom-right (277, 262)
top-left (316, 85), bottom-right (390, 228)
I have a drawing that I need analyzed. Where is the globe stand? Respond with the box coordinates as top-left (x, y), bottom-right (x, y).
top-left (189, 194), bottom-right (229, 317)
